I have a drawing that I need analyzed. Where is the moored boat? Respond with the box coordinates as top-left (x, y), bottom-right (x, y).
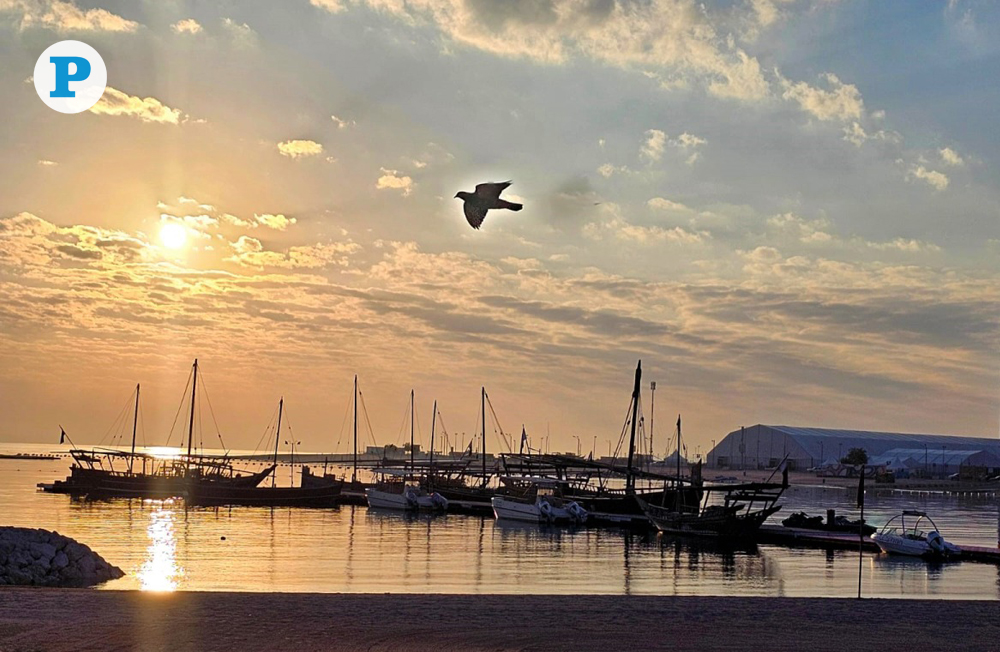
top-left (871, 511), bottom-right (961, 559)
top-left (492, 488), bottom-right (588, 525)
top-left (364, 390), bottom-right (447, 513)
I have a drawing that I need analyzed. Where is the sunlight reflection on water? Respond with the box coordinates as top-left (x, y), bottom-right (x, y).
top-left (137, 501), bottom-right (183, 592)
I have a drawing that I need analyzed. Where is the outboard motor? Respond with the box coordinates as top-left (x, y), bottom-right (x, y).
top-left (538, 499), bottom-right (555, 523)
top-left (926, 530), bottom-right (946, 555)
top-left (566, 501), bottom-right (588, 525)
top-left (403, 487), bottom-right (420, 509)
top-left (431, 492), bottom-right (449, 512)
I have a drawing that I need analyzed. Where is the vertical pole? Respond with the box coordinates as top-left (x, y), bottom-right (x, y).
top-left (129, 383), bottom-right (140, 475)
top-left (857, 464), bottom-right (865, 599)
top-left (410, 389), bottom-right (415, 480)
top-left (429, 400), bottom-right (437, 490)
top-left (626, 360), bottom-right (641, 494)
top-left (272, 397), bottom-right (283, 488)
top-left (649, 381), bottom-right (656, 463)
top-left (676, 415), bottom-right (682, 511)
top-left (186, 359), bottom-right (198, 475)
top-left (481, 387), bottom-right (487, 489)
top-left (351, 374), bottom-right (358, 482)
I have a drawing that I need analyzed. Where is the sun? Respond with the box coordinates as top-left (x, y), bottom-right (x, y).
top-left (159, 223), bottom-right (188, 250)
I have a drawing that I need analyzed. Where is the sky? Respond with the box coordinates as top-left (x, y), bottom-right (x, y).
top-left (0, 0), bottom-right (998, 459)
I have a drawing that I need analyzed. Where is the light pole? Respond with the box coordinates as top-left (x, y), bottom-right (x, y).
top-left (284, 439), bottom-right (301, 485)
top-left (710, 439), bottom-right (716, 468)
top-left (573, 435), bottom-right (581, 457)
top-left (649, 381), bottom-right (656, 461)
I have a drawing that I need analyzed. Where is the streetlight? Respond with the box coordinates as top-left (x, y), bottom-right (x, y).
top-left (284, 439), bottom-right (301, 485)
top-left (573, 435), bottom-right (581, 457)
top-left (649, 381), bottom-right (656, 461)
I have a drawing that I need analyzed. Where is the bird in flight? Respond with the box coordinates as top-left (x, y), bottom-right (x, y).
top-left (455, 181), bottom-right (522, 229)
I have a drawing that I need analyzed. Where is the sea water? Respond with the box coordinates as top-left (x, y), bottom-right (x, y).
top-left (2, 449), bottom-right (998, 598)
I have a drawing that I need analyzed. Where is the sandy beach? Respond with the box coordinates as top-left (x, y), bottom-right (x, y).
top-left (1, 591), bottom-right (997, 651)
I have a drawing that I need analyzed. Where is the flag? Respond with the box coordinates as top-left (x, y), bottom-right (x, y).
top-left (856, 464), bottom-right (865, 508)
top-left (520, 427), bottom-right (528, 454)
top-left (466, 439), bottom-right (474, 456)
top-left (676, 414), bottom-right (681, 429)
top-left (59, 427), bottom-right (66, 445)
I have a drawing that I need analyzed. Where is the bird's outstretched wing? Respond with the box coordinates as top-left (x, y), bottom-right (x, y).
top-left (474, 181), bottom-right (512, 200)
top-left (464, 203), bottom-right (488, 229)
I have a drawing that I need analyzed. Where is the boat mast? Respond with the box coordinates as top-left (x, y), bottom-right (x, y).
top-left (186, 359), bottom-right (198, 473)
top-left (429, 400), bottom-right (437, 490)
top-left (675, 414), bottom-right (682, 511)
top-left (272, 397), bottom-right (283, 488)
top-left (129, 383), bottom-right (140, 475)
top-left (409, 390), bottom-right (415, 480)
top-left (481, 386), bottom-right (487, 489)
top-left (352, 375), bottom-right (358, 483)
top-left (626, 360), bottom-right (641, 494)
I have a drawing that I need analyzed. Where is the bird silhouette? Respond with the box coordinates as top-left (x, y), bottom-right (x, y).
top-left (455, 181), bottom-right (522, 229)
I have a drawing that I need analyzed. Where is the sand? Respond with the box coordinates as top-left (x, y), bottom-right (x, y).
top-left (0, 591), bottom-right (997, 651)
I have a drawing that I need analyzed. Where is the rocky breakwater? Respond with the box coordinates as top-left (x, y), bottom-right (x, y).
top-left (0, 527), bottom-right (124, 587)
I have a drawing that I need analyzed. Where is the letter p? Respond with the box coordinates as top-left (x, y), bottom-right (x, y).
top-left (49, 56), bottom-right (91, 98)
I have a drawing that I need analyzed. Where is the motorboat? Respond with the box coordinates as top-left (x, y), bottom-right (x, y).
top-left (491, 485), bottom-right (588, 525)
top-left (365, 483), bottom-right (448, 512)
top-left (871, 511), bottom-right (961, 559)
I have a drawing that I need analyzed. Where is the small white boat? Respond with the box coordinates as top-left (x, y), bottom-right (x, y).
top-left (492, 492), bottom-right (587, 525)
top-left (871, 511), bottom-right (961, 559)
top-left (366, 485), bottom-right (448, 512)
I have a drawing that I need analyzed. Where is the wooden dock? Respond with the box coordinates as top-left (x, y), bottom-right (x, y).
top-left (758, 525), bottom-right (1000, 563)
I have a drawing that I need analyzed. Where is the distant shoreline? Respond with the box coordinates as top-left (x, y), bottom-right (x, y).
top-left (0, 590), bottom-right (997, 651)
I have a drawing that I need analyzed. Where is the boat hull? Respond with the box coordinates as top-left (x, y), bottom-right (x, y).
top-left (186, 479), bottom-right (344, 508)
top-left (365, 487), bottom-right (447, 512)
top-left (640, 501), bottom-right (780, 539)
top-left (872, 532), bottom-right (961, 559)
top-left (491, 496), bottom-right (587, 525)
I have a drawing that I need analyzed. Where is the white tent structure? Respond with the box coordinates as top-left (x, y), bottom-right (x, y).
top-left (707, 425), bottom-right (1000, 477)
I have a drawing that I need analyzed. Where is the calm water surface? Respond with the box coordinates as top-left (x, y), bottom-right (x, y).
top-left (3, 453), bottom-right (999, 598)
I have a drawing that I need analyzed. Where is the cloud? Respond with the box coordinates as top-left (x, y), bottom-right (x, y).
top-left (171, 18), bottom-right (202, 34)
top-left (939, 147), bottom-right (964, 166)
top-left (842, 121), bottom-right (901, 148)
top-left (330, 114), bottom-right (355, 129)
top-left (221, 17), bottom-right (257, 44)
top-left (36, 159), bottom-right (57, 167)
top-left (584, 206), bottom-right (708, 245)
top-left (310, 0), bottom-right (344, 13)
top-left (277, 140), bottom-right (324, 159)
top-left (647, 197), bottom-right (691, 213)
top-left (376, 168), bottom-right (414, 196)
top-left (641, 129), bottom-right (667, 162)
top-left (328, 0), bottom-right (772, 102)
top-left (597, 163), bottom-right (630, 178)
top-left (226, 237), bottom-right (360, 269)
top-left (781, 73), bottom-right (864, 121)
top-left (907, 165), bottom-right (949, 191)
top-left (88, 87), bottom-right (185, 124)
top-left (4, 0), bottom-right (139, 32)
top-left (254, 214), bottom-right (297, 231)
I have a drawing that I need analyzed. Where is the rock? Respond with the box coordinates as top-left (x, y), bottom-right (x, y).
top-left (29, 542), bottom-right (57, 561)
top-left (0, 527), bottom-right (124, 588)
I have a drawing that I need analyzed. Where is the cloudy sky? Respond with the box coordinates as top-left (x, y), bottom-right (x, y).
top-left (1, 0), bottom-right (997, 458)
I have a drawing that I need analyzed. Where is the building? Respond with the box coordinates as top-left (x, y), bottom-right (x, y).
top-left (707, 425), bottom-right (1000, 477)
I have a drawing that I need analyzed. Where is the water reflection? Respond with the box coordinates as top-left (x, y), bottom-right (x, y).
top-left (137, 500), bottom-right (183, 591)
top-left (7, 461), bottom-right (1000, 597)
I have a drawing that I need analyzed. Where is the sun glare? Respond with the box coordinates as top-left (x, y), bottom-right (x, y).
top-left (159, 222), bottom-right (188, 250)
